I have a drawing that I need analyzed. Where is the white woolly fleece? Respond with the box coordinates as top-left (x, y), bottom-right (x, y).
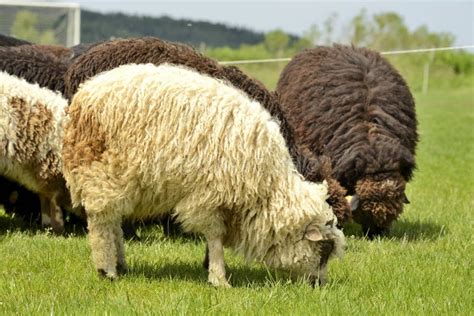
top-left (64, 63), bottom-right (344, 276)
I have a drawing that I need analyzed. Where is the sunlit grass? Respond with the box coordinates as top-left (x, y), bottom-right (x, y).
top-left (0, 88), bottom-right (472, 314)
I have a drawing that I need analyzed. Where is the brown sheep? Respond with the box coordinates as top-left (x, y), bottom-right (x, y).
top-left (63, 37), bottom-right (350, 225)
top-left (276, 44), bottom-right (418, 237)
top-left (0, 33), bottom-right (30, 47)
top-left (0, 45), bottom-right (68, 94)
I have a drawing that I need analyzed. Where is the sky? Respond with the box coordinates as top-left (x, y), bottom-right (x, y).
top-left (67, 0), bottom-right (473, 46)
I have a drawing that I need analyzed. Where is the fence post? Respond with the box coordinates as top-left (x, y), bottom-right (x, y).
top-left (422, 50), bottom-right (436, 95)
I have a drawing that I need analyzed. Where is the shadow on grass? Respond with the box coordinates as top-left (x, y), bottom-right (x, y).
top-left (126, 260), bottom-right (349, 288)
top-left (0, 212), bottom-right (88, 237)
top-left (127, 260), bottom-right (275, 288)
top-left (389, 219), bottom-right (447, 241)
top-left (0, 212), bottom-right (197, 243)
top-left (343, 219), bottom-right (447, 241)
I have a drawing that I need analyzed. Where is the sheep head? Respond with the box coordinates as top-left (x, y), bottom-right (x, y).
top-left (263, 205), bottom-right (346, 287)
top-left (352, 173), bottom-right (409, 238)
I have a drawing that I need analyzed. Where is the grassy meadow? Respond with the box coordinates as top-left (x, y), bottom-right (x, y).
top-left (0, 67), bottom-right (473, 314)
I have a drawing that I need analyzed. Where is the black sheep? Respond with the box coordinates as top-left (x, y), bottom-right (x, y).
top-left (276, 44), bottom-right (418, 237)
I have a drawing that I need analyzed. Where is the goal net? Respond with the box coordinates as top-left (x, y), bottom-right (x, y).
top-left (0, 1), bottom-right (80, 47)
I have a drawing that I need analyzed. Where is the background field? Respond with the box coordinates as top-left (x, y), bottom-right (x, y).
top-left (0, 68), bottom-right (473, 314)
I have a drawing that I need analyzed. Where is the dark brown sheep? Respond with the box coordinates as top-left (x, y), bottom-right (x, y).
top-left (0, 45), bottom-right (68, 94)
top-left (276, 44), bottom-right (418, 237)
top-left (0, 33), bottom-right (30, 47)
top-left (64, 37), bottom-right (350, 225)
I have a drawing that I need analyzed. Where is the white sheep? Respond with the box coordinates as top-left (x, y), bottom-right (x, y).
top-left (0, 71), bottom-right (71, 233)
top-left (62, 63), bottom-right (346, 287)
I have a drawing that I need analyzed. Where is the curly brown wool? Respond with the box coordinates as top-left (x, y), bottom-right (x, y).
top-left (276, 44), bottom-right (418, 236)
top-left (0, 45), bottom-right (68, 94)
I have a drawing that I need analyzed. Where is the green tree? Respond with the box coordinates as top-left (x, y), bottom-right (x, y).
top-left (11, 10), bottom-right (57, 44)
top-left (371, 12), bottom-right (410, 50)
top-left (303, 24), bottom-right (321, 46)
top-left (264, 29), bottom-right (290, 56)
top-left (349, 9), bottom-right (372, 46)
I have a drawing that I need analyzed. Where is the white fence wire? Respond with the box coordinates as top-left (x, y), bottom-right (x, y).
top-left (219, 45), bottom-right (474, 65)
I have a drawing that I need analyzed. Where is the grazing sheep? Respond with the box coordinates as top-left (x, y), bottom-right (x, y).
top-left (0, 43), bottom-right (67, 228)
top-left (62, 63), bottom-right (345, 287)
top-left (0, 45), bottom-right (68, 94)
top-left (276, 44), bottom-right (418, 237)
top-left (0, 71), bottom-right (72, 233)
top-left (0, 39), bottom-right (108, 231)
top-left (63, 37), bottom-right (350, 225)
top-left (0, 33), bottom-right (30, 47)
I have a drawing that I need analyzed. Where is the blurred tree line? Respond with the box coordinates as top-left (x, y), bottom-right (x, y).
top-left (7, 8), bottom-right (472, 90)
top-left (80, 9), bottom-right (274, 48)
top-left (205, 10), bottom-right (473, 91)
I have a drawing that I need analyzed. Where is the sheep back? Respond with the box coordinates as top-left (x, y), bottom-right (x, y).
top-left (63, 63), bottom-right (298, 224)
top-left (0, 34), bottom-right (30, 47)
top-left (276, 45), bottom-right (418, 234)
top-left (277, 44), bottom-right (418, 191)
top-left (0, 45), bottom-right (68, 94)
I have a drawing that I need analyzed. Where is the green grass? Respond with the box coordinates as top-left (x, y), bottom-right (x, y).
top-left (1, 87), bottom-right (473, 314)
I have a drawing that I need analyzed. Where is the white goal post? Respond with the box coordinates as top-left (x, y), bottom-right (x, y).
top-left (0, 1), bottom-right (80, 47)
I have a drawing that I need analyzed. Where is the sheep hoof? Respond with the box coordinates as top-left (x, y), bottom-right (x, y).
top-left (97, 269), bottom-right (118, 280)
top-left (208, 275), bottom-right (231, 288)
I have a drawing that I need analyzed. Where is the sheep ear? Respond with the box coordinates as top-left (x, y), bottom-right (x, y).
top-left (402, 193), bottom-right (410, 204)
top-left (305, 223), bottom-right (323, 242)
top-left (350, 194), bottom-right (360, 212)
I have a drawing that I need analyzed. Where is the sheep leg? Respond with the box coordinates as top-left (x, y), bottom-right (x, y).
top-left (87, 215), bottom-right (120, 279)
top-left (206, 236), bottom-right (230, 288)
top-left (40, 194), bottom-right (65, 234)
top-left (48, 194), bottom-right (64, 234)
top-left (174, 196), bottom-right (229, 287)
top-left (203, 244), bottom-right (209, 270)
top-left (113, 222), bottom-right (128, 273)
top-left (40, 196), bottom-right (51, 227)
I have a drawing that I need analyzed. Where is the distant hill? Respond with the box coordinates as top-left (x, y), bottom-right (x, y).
top-left (81, 10), bottom-right (267, 48)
